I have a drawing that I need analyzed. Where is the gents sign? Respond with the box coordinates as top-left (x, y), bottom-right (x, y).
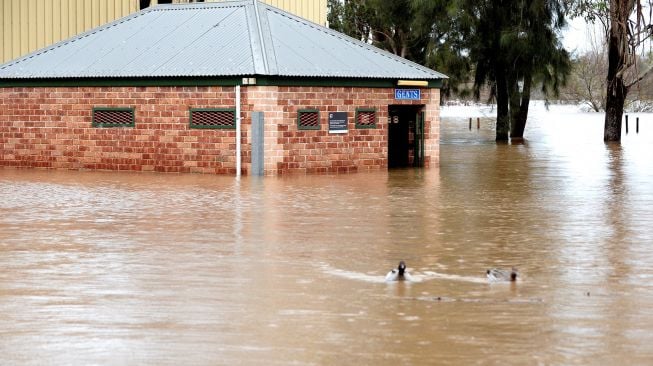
top-left (394, 89), bottom-right (421, 100)
top-left (329, 112), bottom-right (348, 133)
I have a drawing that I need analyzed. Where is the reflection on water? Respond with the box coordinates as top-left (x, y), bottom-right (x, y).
top-left (1, 103), bottom-right (653, 364)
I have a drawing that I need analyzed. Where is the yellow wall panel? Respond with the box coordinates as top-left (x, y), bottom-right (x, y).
top-left (1, 0), bottom-right (8, 61)
top-left (44, 0), bottom-right (53, 46)
top-left (92, 0), bottom-right (100, 28)
top-left (1, 0), bottom-right (327, 64)
top-left (81, 0), bottom-right (88, 32)
top-left (88, 0), bottom-right (96, 30)
top-left (1, 0), bottom-right (136, 63)
top-left (31, 0), bottom-right (37, 49)
top-left (107, 0), bottom-right (115, 22)
top-left (36, 0), bottom-right (45, 50)
top-left (11, 1), bottom-right (19, 57)
top-left (60, 0), bottom-right (70, 40)
top-left (19, 0), bottom-right (27, 56)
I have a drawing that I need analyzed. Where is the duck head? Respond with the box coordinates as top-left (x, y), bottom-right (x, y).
top-left (510, 268), bottom-right (518, 281)
top-left (398, 261), bottom-right (406, 276)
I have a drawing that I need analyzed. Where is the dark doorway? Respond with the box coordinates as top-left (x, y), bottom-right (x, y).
top-left (388, 105), bottom-right (424, 168)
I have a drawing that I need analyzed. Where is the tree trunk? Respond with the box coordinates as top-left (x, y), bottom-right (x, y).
top-left (511, 71), bottom-right (532, 139)
top-left (495, 74), bottom-right (510, 141)
top-left (508, 76), bottom-right (521, 138)
top-left (604, 0), bottom-right (633, 142)
top-left (604, 77), bottom-right (627, 141)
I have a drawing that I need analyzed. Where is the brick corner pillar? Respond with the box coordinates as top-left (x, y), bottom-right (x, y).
top-left (425, 88), bottom-right (441, 167)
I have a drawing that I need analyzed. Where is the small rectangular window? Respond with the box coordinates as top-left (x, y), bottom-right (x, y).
top-left (298, 109), bottom-right (320, 130)
top-left (355, 108), bottom-right (377, 129)
top-left (190, 108), bottom-right (236, 129)
top-left (92, 107), bottom-right (135, 128)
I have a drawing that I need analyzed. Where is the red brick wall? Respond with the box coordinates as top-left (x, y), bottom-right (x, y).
top-left (245, 86), bottom-right (440, 175)
top-left (1, 84), bottom-right (440, 175)
top-left (0, 86), bottom-right (243, 174)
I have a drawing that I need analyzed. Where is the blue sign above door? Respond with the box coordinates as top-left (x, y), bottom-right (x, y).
top-left (394, 89), bottom-right (421, 100)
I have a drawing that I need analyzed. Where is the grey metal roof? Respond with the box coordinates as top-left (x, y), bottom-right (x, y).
top-left (0, 0), bottom-right (447, 81)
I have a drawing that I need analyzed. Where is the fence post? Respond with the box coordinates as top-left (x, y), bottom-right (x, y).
top-left (625, 114), bottom-right (629, 134)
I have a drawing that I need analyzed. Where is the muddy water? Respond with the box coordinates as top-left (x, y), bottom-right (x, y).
top-left (1, 104), bottom-right (653, 365)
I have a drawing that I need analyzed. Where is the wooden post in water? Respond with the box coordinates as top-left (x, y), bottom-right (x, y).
top-left (625, 114), bottom-right (629, 134)
top-left (477, 117), bottom-right (480, 129)
top-left (469, 118), bottom-right (472, 130)
top-left (636, 117), bottom-right (639, 134)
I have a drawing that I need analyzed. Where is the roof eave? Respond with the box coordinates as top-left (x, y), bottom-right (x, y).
top-left (0, 75), bottom-right (445, 88)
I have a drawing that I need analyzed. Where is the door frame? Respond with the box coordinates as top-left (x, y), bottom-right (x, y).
top-left (387, 105), bottom-right (425, 169)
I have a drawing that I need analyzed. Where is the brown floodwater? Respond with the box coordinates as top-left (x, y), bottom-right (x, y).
top-left (1, 103), bottom-right (653, 365)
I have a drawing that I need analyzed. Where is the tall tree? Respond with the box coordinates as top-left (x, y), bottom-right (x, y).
top-left (570, 0), bottom-right (653, 141)
top-left (461, 0), bottom-right (571, 141)
top-left (509, 1), bottom-right (571, 139)
top-left (462, 0), bottom-right (512, 140)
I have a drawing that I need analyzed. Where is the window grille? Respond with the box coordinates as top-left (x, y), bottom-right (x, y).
top-left (190, 108), bottom-right (236, 129)
top-left (298, 109), bottom-right (320, 130)
top-left (92, 107), bottom-right (135, 127)
top-left (355, 108), bottom-right (377, 129)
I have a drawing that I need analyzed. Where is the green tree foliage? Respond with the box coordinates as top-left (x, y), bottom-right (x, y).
top-left (327, 0), bottom-right (375, 43)
top-left (415, 1), bottom-right (473, 99)
top-left (327, 0), bottom-right (471, 99)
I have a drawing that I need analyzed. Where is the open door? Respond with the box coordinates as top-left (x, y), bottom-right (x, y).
top-left (388, 108), bottom-right (408, 168)
top-left (388, 106), bottom-right (424, 168)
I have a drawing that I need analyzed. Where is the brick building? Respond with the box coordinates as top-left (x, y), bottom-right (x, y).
top-left (0, 0), bottom-right (446, 175)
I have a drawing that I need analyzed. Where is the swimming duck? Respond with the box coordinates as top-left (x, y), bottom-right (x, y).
top-left (385, 261), bottom-right (412, 281)
top-left (486, 267), bottom-right (518, 282)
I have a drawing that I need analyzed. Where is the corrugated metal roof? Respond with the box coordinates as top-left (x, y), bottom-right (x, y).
top-left (0, 0), bottom-right (447, 81)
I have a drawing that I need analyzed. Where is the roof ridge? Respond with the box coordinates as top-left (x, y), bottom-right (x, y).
top-left (251, 0), bottom-right (269, 74)
top-left (155, 0), bottom-right (252, 9)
